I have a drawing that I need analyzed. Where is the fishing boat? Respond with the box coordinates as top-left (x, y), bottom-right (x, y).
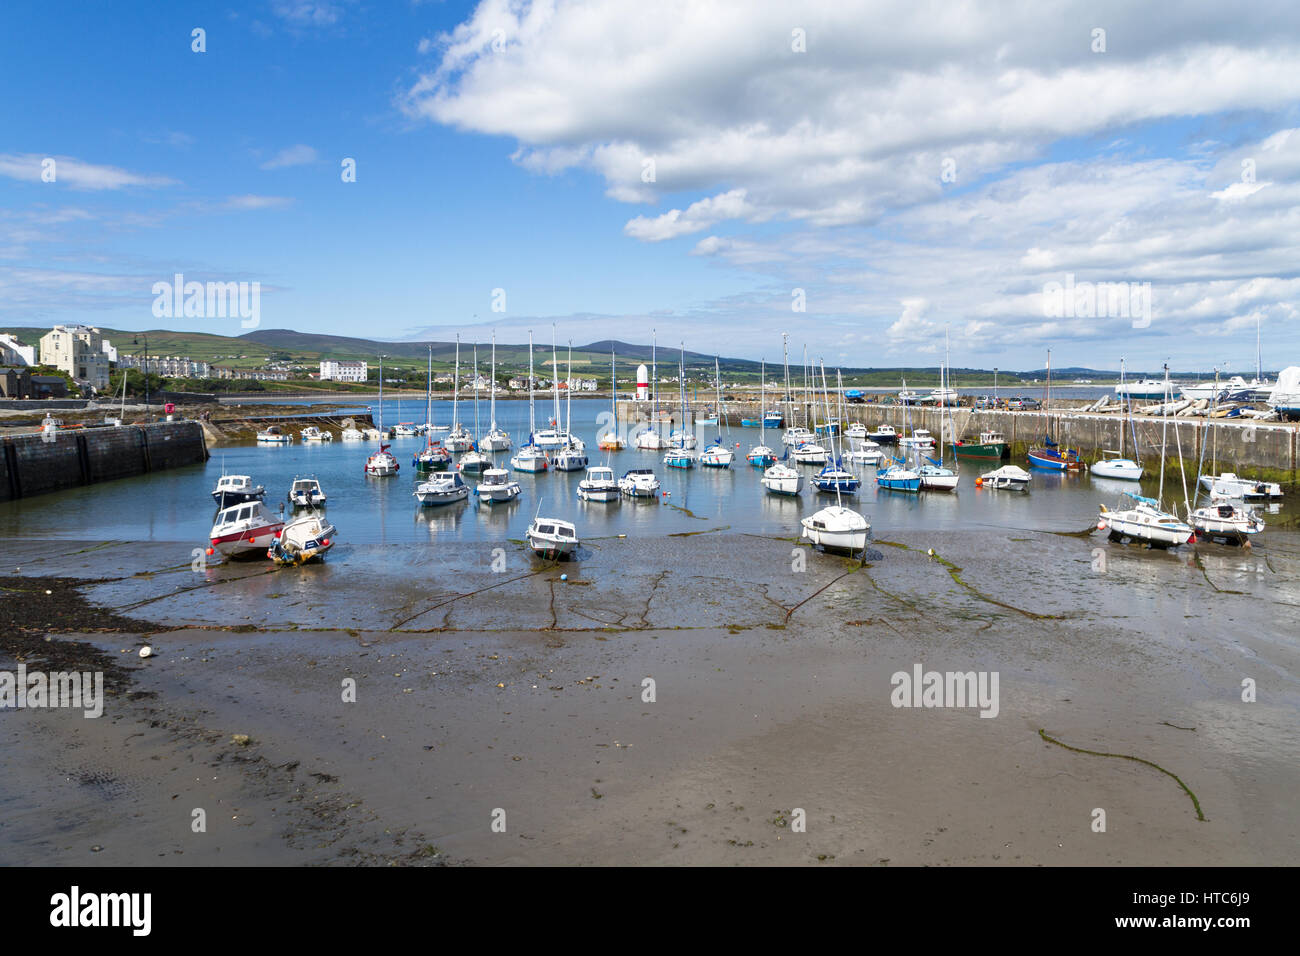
top-left (211, 474), bottom-right (265, 509)
top-left (1091, 359), bottom-right (1144, 480)
top-left (256, 425), bottom-right (292, 444)
top-left (1198, 472), bottom-right (1283, 500)
top-left (1098, 494), bottom-right (1194, 548)
top-left (747, 359), bottom-right (777, 467)
top-left (951, 430), bottom-right (1007, 461)
top-left (300, 425), bottom-right (333, 442)
top-left (511, 332), bottom-right (551, 473)
top-left (413, 471), bottom-right (469, 506)
top-left (761, 457), bottom-right (804, 496)
top-left (597, 348), bottom-right (625, 450)
top-left (287, 476), bottom-right (326, 508)
top-left (209, 500), bottom-right (284, 558)
top-left (481, 333), bottom-right (512, 451)
top-left (763, 410), bottom-right (784, 429)
top-left (446, 335), bottom-right (474, 452)
top-left (577, 465), bottom-right (619, 502)
top-left (267, 512), bottom-right (335, 566)
top-left (475, 467), bottom-right (521, 503)
top-left (978, 465), bottom-right (1031, 490)
top-left (876, 458), bottom-right (922, 493)
top-left (526, 503), bottom-right (579, 559)
top-left (867, 424), bottom-right (897, 444)
top-left (618, 468), bottom-right (661, 498)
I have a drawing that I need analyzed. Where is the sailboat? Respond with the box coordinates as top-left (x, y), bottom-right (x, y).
top-left (917, 336), bottom-right (959, 491)
top-left (446, 335), bottom-right (474, 452)
top-left (663, 343), bottom-right (698, 469)
top-left (510, 331), bottom-right (550, 473)
top-left (1186, 371), bottom-right (1265, 545)
top-left (1091, 357), bottom-right (1144, 480)
top-left (414, 345), bottom-right (452, 472)
top-left (789, 346), bottom-right (828, 463)
top-left (700, 357), bottom-right (734, 468)
top-left (747, 358), bottom-right (777, 467)
top-left (532, 328), bottom-right (566, 449)
top-left (597, 348), bottom-right (625, 450)
top-left (480, 331), bottom-right (511, 452)
top-left (458, 344), bottom-right (490, 474)
top-left (554, 341), bottom-right (589, 472)
top-left (364, 355), bottom-right (400, 477)
top-left (1028, 350), bottom-right (1081, 470)
top-left (813, 367), bottom-right (861, 493)
top-left (801, 363), bottom-right (871, 555)
top-left (635, 330), bottom-right (670, 450)
top-left (1097, 366), bottom-right (1193, 547)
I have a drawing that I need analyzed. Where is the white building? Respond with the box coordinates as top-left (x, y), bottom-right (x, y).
top-left (319, 360), bottom-right (368, 382)
top-left (39, 325), bottom-right (112, 390)
top-left (0, 333), bottom-right (36, 366)
top-left (119, 355), bottom-right (211, 378)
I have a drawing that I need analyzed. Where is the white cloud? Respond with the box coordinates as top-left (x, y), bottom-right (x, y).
top-left (0, 154), bottom-right (176, 190)
top-left (624, 189), bottom-right (755, 241)
top-left (260, 145), bottom-right (319, 169)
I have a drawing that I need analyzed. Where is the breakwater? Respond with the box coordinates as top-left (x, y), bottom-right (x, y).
top-left (616, 401), bottom-right (1299, 483)
top-left (0, 420), bottom-right (209, 502)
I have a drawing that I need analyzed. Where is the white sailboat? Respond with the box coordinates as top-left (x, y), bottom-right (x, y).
top-left (458, 344), bottom-right (491, 474)
top-left (801, 363), bottom-right (870, 555)
top-left (598, 348), bottom-right (625, 450)
top-left (480, 331), bottom-right (512, 452)
top-left (364, 355), bottom-right (400, 476)
top-left (917, 336), bottom-right (959, 491)
top-left (700, 357), bottom-right (734, 468)
top-left (747, 358), bottom-right (777, 467)
top-left (446, 336), bottom-right (474, 452)
top-left (554, 341), bottom-right (589, 472)
top-left (635, 329), bottom-right (669, 450)
top-left (1091, 358), bottom-right (1144, 480)
top-left (510, 331), bottom-right (550, 473)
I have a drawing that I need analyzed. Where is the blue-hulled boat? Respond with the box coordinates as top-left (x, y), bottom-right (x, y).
top-left (814, 458), bottom-right (861, 493)
top-left (1027, 436), bottom-right (1080, 471)
top-left (876, 457), bottom-right (922, 492)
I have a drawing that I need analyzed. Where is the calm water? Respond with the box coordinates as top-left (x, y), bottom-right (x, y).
top-left (0, 397), bottom-right (1287, 548)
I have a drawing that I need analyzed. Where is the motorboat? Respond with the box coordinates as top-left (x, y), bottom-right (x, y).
top-left (361, 427), bottom-right (383, 441)
top-left (951, 430), bottom-right (1007, 461)
top-left (791, 442), bottom-right (828, 465)
top-left (256, 425), bottom-right (292, 444)
top-left (458, 450), bottom-right (491, 474)
top-left (898, 429), bottom-right (935, 452)
top-left (761, 461), bottom-right (804, 496)
top-left (876, 462), bottom-right (921, 493)
top-left (268, 512), bottom-right (336, 566)
top-left (391, 422), bottom-right (421, 438)
top-left (511, 443), bottom-right (550, 473)
top-left (287, 476), bottom-right (326, 508)
top-left (978, 465), bottom-right (1031, 490)
top-left (364, 443), bottom-right (400, 477)
top-left (867, 424), bottom-right (897, 444)
top-left (300, 426), bottom-right (333, 442)
top-left (1091, 458), bottom-right (1143, 481)
top-left (340, 427), bottom-right (364, 441)
top-left (618, 468), bottom-right (661, 498)
top-left (475, 467), bottom-right (521, 503)
top-left (781, 426), bottom-right (814, 447)
top-left (844, 423), bottom-right (868, 441)
top-left (211, 474), bottom-right (265, 510)
top-left (846, 440), bottom-right (883, 467)
top-left (209, 501), bottom-right (284, 558)
top-left (526, 514), bottom-right (579, 559)
top-left (414, 471), bottom-right (469, 506)
top-left (577, 465), bottom-right (620, 502)
top-left (1198, 472), bottom-right (1283, 500)
top-left (413, 440), bottom-right (452, 472)
top-left (800, 505), bottom-right (870, 554)
top-left (1189, 502), bottom-right (1265, 545)
top-left (1097, 494), bottom-right (1194, 548)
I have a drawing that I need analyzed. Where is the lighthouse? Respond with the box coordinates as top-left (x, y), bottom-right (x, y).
top-left (636, 363), bottom-right (650, 400)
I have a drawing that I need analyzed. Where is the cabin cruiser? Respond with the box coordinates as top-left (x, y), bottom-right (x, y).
top-left (898, 429), bottom-right (935, 451)
top-left (845, 441), bottom-right (884, 467)
top-left (1097, 494), bottom-right (1194, 548)
top-left (256, 425), bottom-right (292, 444)
top-left (413, 471), bottom-right (469, 506)
top-left (526, 515), bottom-right (579, 559)
top-left (844, 423), bottom-right (868, 441)
top-left (761, 461), bottom-right (804, 496)
top-left (211, 474), bottom-right (265, 510)
top-left (978, 465), bottom-right (1031, 490)
top-left (577, 466), bottom-right (620, 502)
top-left (364, 443), bottom-right (400, 477)
top-left (287, 477), bottom-right (326, 508)
top-left (210, 501), bottom-right (284, 558)
top-left (268, 512), bottom-right (336, 566)
top-left (618, 468), bottom-right (661, 498)
top-left (800, 505), bottom-right (870, 554)
top-left (1190, 501), bottom-right (1265, 545)
top-left (300, 426), bottom-right (332, 442)
top-left (1198, 472), bottom-right (1283, 500)
top-left (791, 442), bottom-right (828, 465)
top-left (781, 426), bottom-right (814, 447)
top-left (867, 424), bottom-right (897, 444)
top-left (475, 467), bottom-right (522, 503)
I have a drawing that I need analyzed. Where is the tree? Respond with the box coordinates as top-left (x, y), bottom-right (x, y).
top-left (107, 368), bottom-right (165, 397)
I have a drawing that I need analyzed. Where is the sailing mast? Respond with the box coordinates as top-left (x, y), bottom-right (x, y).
top-left (472, 344), bottom-right (480, 443)
top-left (565, 340), bottom-right (574, 450)
top-left (489, 332), bottom-right (498, 434)
top-left (452, 335), bottom-right (461, 433)
top-left (551, 325), bottom-right (561, 433)
top-left (377, 354), bottom-right (384, 434)
top-left (782, 332), bottom-right (791, 426)
top-left (527, 331), bottom-right (536, 442)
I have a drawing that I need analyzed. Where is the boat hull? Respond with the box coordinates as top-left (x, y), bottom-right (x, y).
top-left (1091, 459), bottom-right (1143, 481)
top-left (951, 441), bottom-right (1006, 461)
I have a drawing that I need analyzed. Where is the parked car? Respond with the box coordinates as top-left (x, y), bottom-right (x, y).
top-left (1020, 397), bottom-right (1042, 410)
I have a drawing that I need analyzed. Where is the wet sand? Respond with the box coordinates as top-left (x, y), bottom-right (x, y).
top-left (2, 528), bottom-right (1297, 865)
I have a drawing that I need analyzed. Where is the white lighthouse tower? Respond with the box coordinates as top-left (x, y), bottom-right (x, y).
top-left (636, 363), bottom-right (650, 401)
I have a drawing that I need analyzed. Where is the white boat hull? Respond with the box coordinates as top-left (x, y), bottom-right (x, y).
top-left (1091, 459), bottom-right (1143, 481)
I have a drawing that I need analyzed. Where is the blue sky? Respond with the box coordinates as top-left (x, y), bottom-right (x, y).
top-left (3, 1), bottom-right (1300, 371)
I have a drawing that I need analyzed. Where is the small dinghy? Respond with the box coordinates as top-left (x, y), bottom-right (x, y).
top-left (268, 512), bottom-right (336, 566)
